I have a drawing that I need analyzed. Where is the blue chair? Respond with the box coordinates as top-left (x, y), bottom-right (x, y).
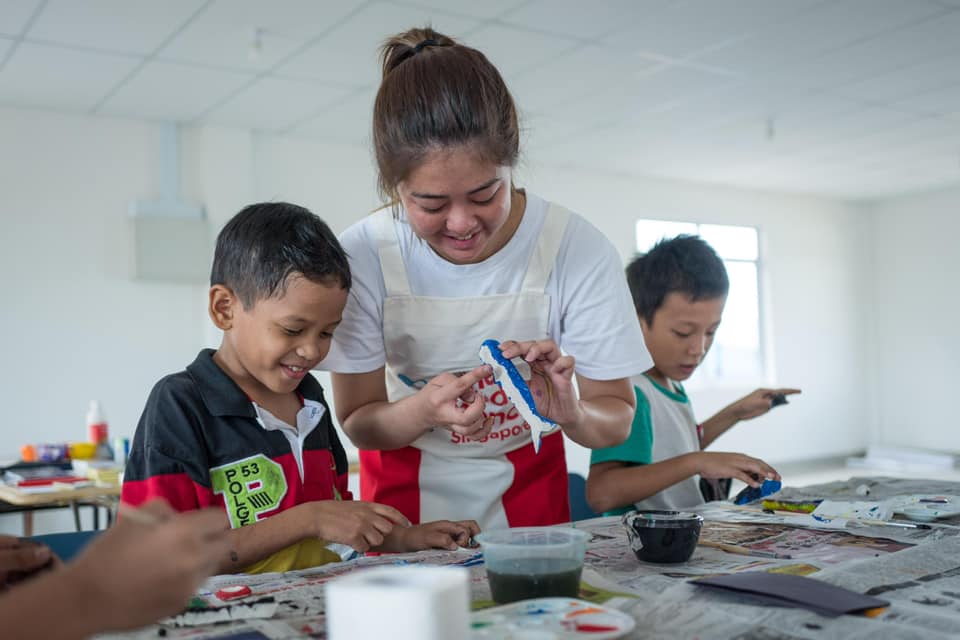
top-left (568, 472), bottom-right (600, 522)
top-left (31, 530), bottom-right (101, 563)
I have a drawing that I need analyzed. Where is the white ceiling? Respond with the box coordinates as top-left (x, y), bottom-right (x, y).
top-left (2, 0), bottom-right (960, 200)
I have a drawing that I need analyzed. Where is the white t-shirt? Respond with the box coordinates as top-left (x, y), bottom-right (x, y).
top-left (321, 192), bottom-right (651, 381)
top-left (634, 374), bottom-right (704, 511)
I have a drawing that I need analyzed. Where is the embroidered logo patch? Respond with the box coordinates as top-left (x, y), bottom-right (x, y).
top-left (210, 454), bottom-right (287, 528)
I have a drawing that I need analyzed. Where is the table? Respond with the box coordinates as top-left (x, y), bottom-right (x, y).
top-left (0, 482), bottom-right (121, 535)
top-left (101, 476), bottom-right (960, 639)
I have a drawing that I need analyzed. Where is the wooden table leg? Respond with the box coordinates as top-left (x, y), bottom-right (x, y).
top-left (23, 510), bottom-right (33, 537)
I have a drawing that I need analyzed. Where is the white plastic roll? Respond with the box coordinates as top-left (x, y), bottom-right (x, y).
top-left (325, 566), bottom-right (470, 640)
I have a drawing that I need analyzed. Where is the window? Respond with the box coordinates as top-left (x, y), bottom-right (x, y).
top-left (635, 219), bottom-right (764, 388)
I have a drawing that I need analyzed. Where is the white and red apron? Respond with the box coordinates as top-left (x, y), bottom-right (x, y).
top-left (359, 205), bottom-right (572, 530)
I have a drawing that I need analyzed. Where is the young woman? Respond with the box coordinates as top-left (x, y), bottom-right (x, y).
top-left (322, 27), bottom-right (652, 530)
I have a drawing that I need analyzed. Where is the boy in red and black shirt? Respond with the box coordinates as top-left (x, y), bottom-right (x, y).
top-left (122, 202), bottom-right (478, 574)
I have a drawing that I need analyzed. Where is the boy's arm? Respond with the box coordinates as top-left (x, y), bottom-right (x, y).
top-left (585, 385), bottom-right (779, 513)
top-left (219, 500), bottom-right (410, 573)
top-left (587, 456), bottom-right (701, 514)
top-left (587, 452), bottom-right (779, 514)
top-left (586, 385), bottom-right (657, 514)
top-left (373, 519), bottom-right (481, 553)
top-left (0, 500), bottom-right (228, 640)
top-left (128, 449), bottom-right (408, 572)
top-left (699, 387), bottom-right (801, 448)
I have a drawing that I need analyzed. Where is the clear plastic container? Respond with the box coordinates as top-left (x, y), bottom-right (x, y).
top-left (474, 527), bottom-right (589, 604)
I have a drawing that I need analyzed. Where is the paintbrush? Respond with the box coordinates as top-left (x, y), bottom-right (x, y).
top-left (699, 540), bottom-right (793, 559)
top-left (846, 518), bottom-right (932, 531)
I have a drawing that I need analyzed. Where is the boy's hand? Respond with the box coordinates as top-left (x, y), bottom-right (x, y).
top-left (730, 388), bottom-right (801, 421)
top-left (68, 499), bottom-right (230, 631)
top-left (309, 500), bottom-right (411, 553)
top-left (498, 339), bottom-right (582, 427)
top-left (419, 366), bottom-right (493, 439)
top-left (693, 451), bottom-right (780, 487)
top-left (0, 535), bottom-right (58, 587)
top-left (379, 520), bottom-right (481, 553)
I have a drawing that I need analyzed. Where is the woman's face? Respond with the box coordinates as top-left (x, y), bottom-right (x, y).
top-left (397, 146), bottom-right (520, 265)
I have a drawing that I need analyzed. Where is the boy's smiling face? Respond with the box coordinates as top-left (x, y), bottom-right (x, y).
top-left (640, 292), bottom-right (726, 386)
top-left (211, 274), bottom-right (348, 402)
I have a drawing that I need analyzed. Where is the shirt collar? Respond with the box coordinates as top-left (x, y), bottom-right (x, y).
top-left (185, 349), bottom-right (326, 418)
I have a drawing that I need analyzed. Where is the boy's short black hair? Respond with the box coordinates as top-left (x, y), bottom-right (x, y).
top-left (211, 202), bottom-right (351, 309)
top-left (626, 234), bottom-right (729, 325)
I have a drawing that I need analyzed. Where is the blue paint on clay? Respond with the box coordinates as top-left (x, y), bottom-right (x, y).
top-left (478, 339), bottom-right (557, 450)
top-left (733, 479), bottom-right (782, 505)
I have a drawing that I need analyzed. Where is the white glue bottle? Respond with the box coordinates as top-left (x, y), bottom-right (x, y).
top-left (86, 400), bottom-right (113, 460)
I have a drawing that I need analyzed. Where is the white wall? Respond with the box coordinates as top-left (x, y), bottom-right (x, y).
top-left (0, 108), bottom-right (209, 533)
top-left (0, 108), bottom-right (209, 449)
top-left (518, 164), bottom-right (873, 477)
top-left (870, 186), bottom-right (960, 454)
top-left (0, 106), bottom-right (875, 533)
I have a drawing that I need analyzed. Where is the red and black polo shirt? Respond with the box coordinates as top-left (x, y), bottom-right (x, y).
top-left (122, 349), bottom-right (351, 527)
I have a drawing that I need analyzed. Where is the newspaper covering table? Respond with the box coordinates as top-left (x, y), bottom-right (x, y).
top-left (97, 477), bottom-right (960, 639)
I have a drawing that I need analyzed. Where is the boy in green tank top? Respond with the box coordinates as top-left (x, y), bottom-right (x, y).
top-left (587, 235), bottom-right (799, 515)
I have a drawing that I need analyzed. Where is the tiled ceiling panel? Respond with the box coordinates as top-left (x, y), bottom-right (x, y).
top-left (510, 45), bottom-right (662, 114)
top-left (0, 0), bottom-right (958, 200)
top-left (98, 60), bottom-right (253, 122)
top-left (771, 11), bottom-right (960, 93)
top-left (204, 76), bottom-right (354, 132)
top-left (698, 0), bottom-right (950, 76)
top-left (547, 65), bottom-right (739, 132)
top-left (892, 83), bottom-right (960, 117)
top-left (460, 22), bottom-right (579, 79)
top-left (834, 55), bottom-right (960, 103)
top-left (0, 35), bottom-right (14, 60)
top-left (602, 0), bottom-right (825, 60)
top-left (158, 0), bottom-right (362, 71)
top-left (407, 0), bottom-right (528, 20)
top-left (27, 0), bottom-right (206, 55)
top-left (290, 87), bottom-right (376, 143)
top-left (501, 0), bottom-right (667, 40)
top-left (276, 2), bottom-right (478, 86)
top-left (0, 42), bottom-right (140, 110)
top-left (0, 0), bottom-right (43, 37)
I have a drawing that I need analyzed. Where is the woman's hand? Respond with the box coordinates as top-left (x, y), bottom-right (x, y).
top-left (418, 365), bottom-right (493, 439)
top-left (497, 339), bottom-right (583, 427)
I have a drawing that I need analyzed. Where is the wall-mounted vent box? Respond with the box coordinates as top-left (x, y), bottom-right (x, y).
top-left (131, 214), bottom-right (210, 283)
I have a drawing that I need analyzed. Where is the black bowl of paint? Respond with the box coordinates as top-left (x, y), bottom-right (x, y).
top-left (622, 510), bottom-right (703, 563)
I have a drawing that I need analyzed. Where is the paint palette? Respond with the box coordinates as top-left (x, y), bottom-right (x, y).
top-left (471, 598), bottom-right (635, 639)
top-left (891, 496), bottom-right (960, 522)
